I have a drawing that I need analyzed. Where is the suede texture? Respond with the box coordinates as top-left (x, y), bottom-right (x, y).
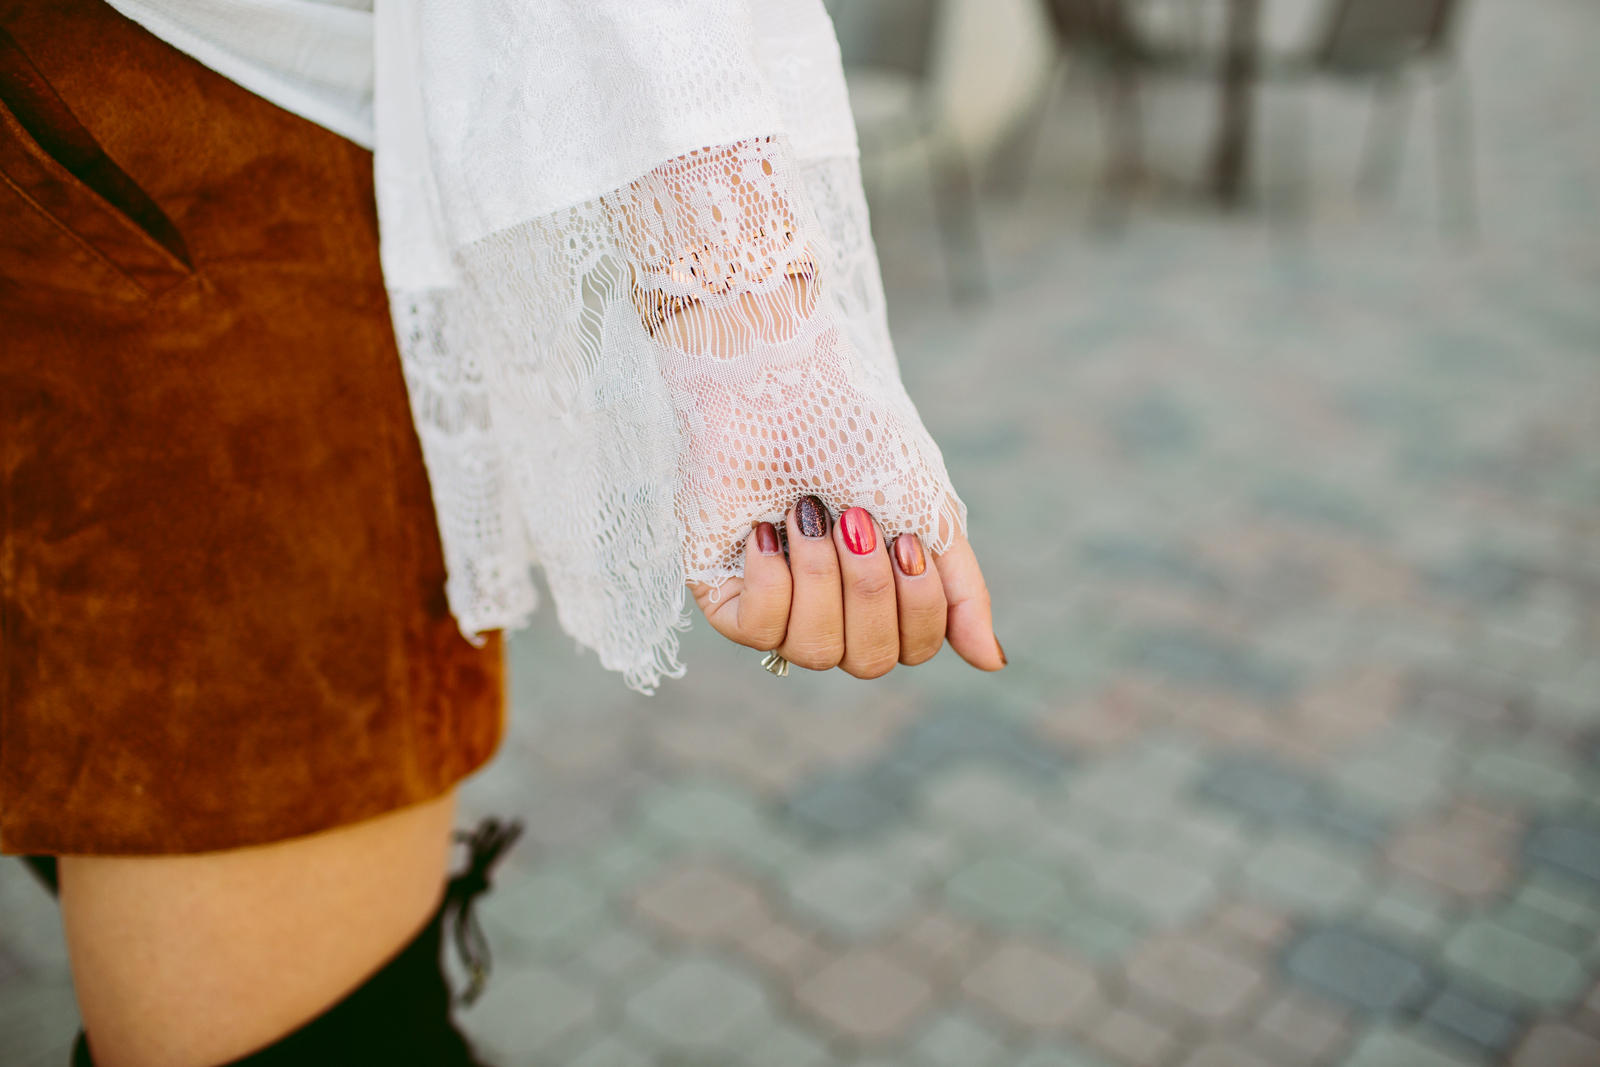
top-left (0, 0), bottom-right (504, 855)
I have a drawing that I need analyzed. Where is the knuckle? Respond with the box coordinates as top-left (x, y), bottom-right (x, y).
top-left (844, 652), bottom-right (899, 679)
top-left (784, 641), bottom-right (843, 671)
top-left (899, 641), bottom-right (941, 666)
top-left (849, 571), bottom-right (894, 601)
top-left (748, 629), bottom-right (785, 652)
top-left (903, 600), bottom-right (948, 631)
top-left (794, 556), bottom-right (839, 583)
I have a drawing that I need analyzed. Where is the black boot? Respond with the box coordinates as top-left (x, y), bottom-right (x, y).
top-left (70, 818), bottom-right (522, 1067)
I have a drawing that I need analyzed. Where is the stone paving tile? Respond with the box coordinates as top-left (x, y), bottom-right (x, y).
top-left (1340, 1027), bottom-right (1478, 1067)
top-left (921, 767), bottom-right (1045, 838)
top-left (1510, 1022), bottom-right (1600, 1066)
top-left (567, 1034), bottom-right (653, 1067)
top-left (575, 929), bottom-right (669, 992)
top-left (468, 964), bottom-right (601, 1060)
top-left (1093, 851), bottom-right (1217, 928)
top-left (1244, 833), bottom-right (1371, 917)
top-left (624, 957), bottom-right (773, 1056)
top-left (1086, 1007), bottom-right (1177, 1067)
top-left (961, 939), bottom-right (1103, 1032)
top-left (788, 773), bottom-right (906, 839)
top-left (1523, 822), bottom-right (1600, 887)
top-left (746, 1023), bottom-right (836, 1067)
top-left (1421, 986), bottom-right (1526, 1059)
top-left (1249, 989), bottom-right (1351, 1064)
top-left (795, 949), bottom-right (934, 1045)
top-left (788, 851), bottom-right (920, 939)
top-left (1039, 690), bottom-right (1145, 754)
top-left (886, 910), bottom-right (991, 986)
top-left (1283, 926), bottom-right (1436, 1015)
top-left (1464, 737), bottom-right (1588, 811)
top-left (910, 1012), bottom-right (1008, 1067)
top-left (1123, 933), bottom-right (1268, 1030)
top-left (734, 915), bottom-right (832, 985)
top-left (1011, 1044), bottom-right (1117, 1067)
top-left (633, 858), bottom-right (771, 945)
top-left (944, 855), bottom-right (1069, 930)
top-left (1385, 801), bottom-right (1521, 902)
top-left (1441, 918), bottom-right (1589, 1007)
top-left (1179, 1043), bottom-right (1276, 1067)
top-left (1198, 900), bottom-right (1294, 959)
top-left (1361, 882), bottom-right (1455, 947)
top-left (1199, 756), bottom-right (1387, 847)
top-left (480, 866), bottom-right (608, 960)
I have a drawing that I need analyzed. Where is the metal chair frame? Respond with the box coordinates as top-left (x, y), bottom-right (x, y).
top-left (1263, 0), bottom-right (1477, 237)
top-left (827, 0), bottom-right (990, 301)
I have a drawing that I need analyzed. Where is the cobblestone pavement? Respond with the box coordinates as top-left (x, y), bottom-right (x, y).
top-left (3, 0), bottom-right (1598, 1064)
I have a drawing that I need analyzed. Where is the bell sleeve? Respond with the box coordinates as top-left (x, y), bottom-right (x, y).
top-left (376, 0), bottom-right (966, 691)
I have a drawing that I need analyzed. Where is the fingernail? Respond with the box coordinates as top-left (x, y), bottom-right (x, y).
top-left (795, 495), bottom-right (830, 539)
top-left (996, 639), bottom-right (1008, 667)
top-left (839, 507), bottom-right (877, 556)
top-left (755, 522), bottom-right (781, 556)
top-left (893, 533), bottom-right (926, 576)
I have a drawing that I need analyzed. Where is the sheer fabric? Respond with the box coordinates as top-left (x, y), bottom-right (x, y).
top-left (100, 0), bottom-right (966, 691)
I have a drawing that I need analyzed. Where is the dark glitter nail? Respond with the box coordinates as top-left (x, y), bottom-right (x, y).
top-left (795, 496), bottom-right (830, 539)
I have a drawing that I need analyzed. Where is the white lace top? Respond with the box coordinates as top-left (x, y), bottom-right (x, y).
top-left (106, 0), bottom-right (966, 690)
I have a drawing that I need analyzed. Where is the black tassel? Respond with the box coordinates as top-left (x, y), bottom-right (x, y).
top-left (443, 818), bottom-right (523, 1006)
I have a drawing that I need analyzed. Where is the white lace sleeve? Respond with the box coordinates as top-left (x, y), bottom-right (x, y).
top-left (380, 1), bottom-right (965, 691)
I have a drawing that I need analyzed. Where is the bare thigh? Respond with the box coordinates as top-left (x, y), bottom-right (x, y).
top-left (59, 791), bottom-right (458, 1067)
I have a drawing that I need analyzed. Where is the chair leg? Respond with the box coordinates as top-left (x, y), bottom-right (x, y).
top-left (1091, 66), bottom-right (1143, 233)
top-left (987, 56), bottom-right (1066, 200)
top-left (1432, 62), bottom-right (1479, 241)
top-left (926, 137), bottom-right (989, 302)
top-left (1356, 74), bottom-right (1414, 206)
top-left (1266, 79), bottom-right (1314, 240)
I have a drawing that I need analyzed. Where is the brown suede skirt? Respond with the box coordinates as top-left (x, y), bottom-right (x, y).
top-left (0, 0), bottom-right (504, 856)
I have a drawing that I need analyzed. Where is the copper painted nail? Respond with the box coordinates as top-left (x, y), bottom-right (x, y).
top-left (893, 533), bottom-right (926, 576)
top-left (839, 507), bottom-right (877, 556)
top-left (795, 496), bottom-right (829, 539)
top-left (755, 522), bottom-right (781, 556)
top-left (996, 639), bottom-right (1008, 667)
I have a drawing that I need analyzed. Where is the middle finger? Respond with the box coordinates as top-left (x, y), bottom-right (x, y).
top-left (835, 507), bottom-right (899, 678)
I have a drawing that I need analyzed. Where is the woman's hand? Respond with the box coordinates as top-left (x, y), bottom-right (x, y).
top-left (689, 496), bottom-right (1005, 678)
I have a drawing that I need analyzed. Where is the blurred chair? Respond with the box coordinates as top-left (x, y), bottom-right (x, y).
top-left (1266, 0), bottom-right (1476, 236)
top-left (1004, 0), bottom-right (1218, 223)
top-left (827, 0), bottom-right (989, 301)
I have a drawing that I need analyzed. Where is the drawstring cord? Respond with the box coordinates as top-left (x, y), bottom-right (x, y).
top-left (444, 817), bottom-right (523, 1006)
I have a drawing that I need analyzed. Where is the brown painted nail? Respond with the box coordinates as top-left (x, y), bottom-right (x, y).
top-left (893, 533), bottom-right (926, 576)
top-left (754, 522), bottom-right (781, 556)
top-left (795, 496), bottom-right (829, 539)
top-left (840, 507), bottom-right (877, 556)
top-left (996, 639), bottom-right (1008, 667)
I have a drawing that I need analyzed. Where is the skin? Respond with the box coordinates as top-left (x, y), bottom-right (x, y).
top-left (61, 793), bottom-right (457, 1067)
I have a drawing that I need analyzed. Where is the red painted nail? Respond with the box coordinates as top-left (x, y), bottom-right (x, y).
top-left (893, 533), bottom-right (926, 576)
top-left (839, 507), bottom-right (877, 556)
top-left (754, 522), bottom-right (781, 556)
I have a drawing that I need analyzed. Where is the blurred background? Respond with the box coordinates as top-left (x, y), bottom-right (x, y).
top-left (5, 0), bottom-right (1599, 1064)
